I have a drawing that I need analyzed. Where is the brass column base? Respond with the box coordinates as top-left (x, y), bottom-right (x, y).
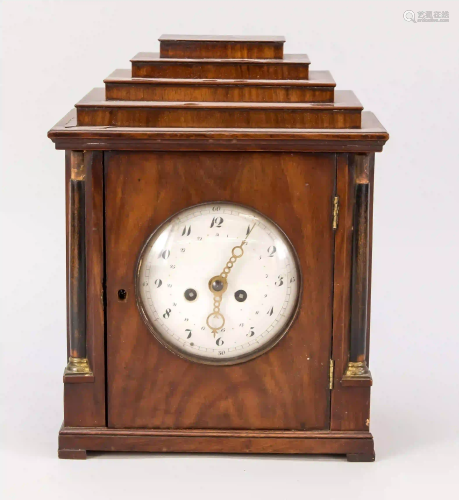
top-left (64, 357), bottom-right (93, 376)
top-left (342, 361), bottom-right (372, 386)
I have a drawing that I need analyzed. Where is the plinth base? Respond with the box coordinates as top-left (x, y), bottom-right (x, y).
top-left (58, 425), bottom-right (375, 462)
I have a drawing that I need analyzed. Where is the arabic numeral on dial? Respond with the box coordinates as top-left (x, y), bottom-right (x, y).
top-left (167, 283), bottom-right (172, 288)
top-left (247, 327), bottom-right (255, 337)
top-left (184, 318), bottom-right (189, 322)
top-left (180, 248), bottom-right (185, 252)
top-left (218, 351), bottom-right (226, 355)
top-left (142, 281), bottom-right (149, 287)
top-left (255, 311), bottom-right (259, 315)
top-left (197, 236), bottom-right (202, 241)
top-left (275, 275), bottom-right (284, 287)
top-left (173, 302), bottom-right (177, 307)
top-left (221, 328), bottom-right (226, 333)
top-left (267, 307), bottom-right (274, 316)
top-left (216, 337), bottom-right (224, 346)
top-left (239, 323), bottom-right (244, 327)
top-left (267, 246), bottom-right (276, 257)
top-left (212, 206), bottom-right (221, 212)
top-left (158, 250), bottom-right (170, 260)
top-left (154, 279), bottom-right (162, 288)
top-left (210, 217), bottom-right (224, 228)
top-left (201, 326), bottom-right (205, 331)
top-left (185, 329), bottom-right (192, 339)
top-left (290, 276), bottom-right (296, 283)
top-left (181, 226), bottom-right (191, 236)
top-left (170, 264), bottom-right (176, 269)
top-left (163, 308), bottom-right (171, 319)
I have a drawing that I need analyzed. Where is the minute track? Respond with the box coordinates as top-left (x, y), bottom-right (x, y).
top-left (136, 202), bottom-right (301, 365)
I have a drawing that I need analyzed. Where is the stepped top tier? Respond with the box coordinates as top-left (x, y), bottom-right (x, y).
top-left (158, 34), bottom-right (286, 59)
top-left (48, 35), bottom-right (388, 152)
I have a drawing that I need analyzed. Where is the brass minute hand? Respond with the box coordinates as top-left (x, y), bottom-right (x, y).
top-left (206, 224), bottom-right (256, 337)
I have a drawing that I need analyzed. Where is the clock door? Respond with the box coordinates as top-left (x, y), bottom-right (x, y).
top-left (105, 151), bottom-right (336, 430)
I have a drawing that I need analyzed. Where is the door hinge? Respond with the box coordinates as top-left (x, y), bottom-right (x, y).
top-left (329, 359), bottom-right (335, 389)
top-left (332, 196), bottom-right (340, 230)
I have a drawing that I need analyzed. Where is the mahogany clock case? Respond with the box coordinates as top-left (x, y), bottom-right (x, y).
top-left (48, 35), bottom-right (389, 462)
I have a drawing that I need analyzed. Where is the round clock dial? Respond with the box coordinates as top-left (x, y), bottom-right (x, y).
top-left (136, 202), bottom-right (301, 365)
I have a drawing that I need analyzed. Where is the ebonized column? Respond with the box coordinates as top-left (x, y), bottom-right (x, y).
top-left (64, 151), bottom-right (92, 377)
top-left (342, 154), bottom-right (373, 385)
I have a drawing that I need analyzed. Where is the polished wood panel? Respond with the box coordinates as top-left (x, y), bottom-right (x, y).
top-left (105, 151), bottom-right (335, 430)
top-left (77, 107), bottom-right (360, 129)
top-left (105, 82), bottom-right (334, 103)
top-left (49, 110), bottom-right (388, 153)
top-left (330, 155), bottom-right (371, 431)
top-left (159, 35), bottom-right (285, 59)
top-left (64, 152), bottom-right (106, 427)
top-left (61, 427), bottom-right (372, 438)
top-left (59, 426), bottom-right (374, 459)
top-left (76, 89), bottom-right (362, 129)
top-left (105, 70), bottom-right (335, 103)
top-left (131, 53), bottom-right (310, 79)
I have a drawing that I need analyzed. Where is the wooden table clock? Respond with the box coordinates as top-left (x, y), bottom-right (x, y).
top-left (48, 35), bottom-right (389, 461)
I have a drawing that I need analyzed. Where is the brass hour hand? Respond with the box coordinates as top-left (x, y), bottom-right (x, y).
top-left (207, 275), bottom-right (227, 337)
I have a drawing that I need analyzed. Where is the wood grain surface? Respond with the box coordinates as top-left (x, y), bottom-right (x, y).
top-left (159, 35), bottom-right (285, 59)
top-left (49, 111), bottom-right (388, 153)
top-left (59, 425), bottom-right (374, 458)
top-left (104, 69), bottom-right (335, 103)
top-left (105, 151), bottom-right (336, 430)
top-left (106, 82), bottom-right (334, 103)
top-left (64, 152), bottom-right (106, 427)
top-left (76, 89), bottom-right (362, 129)
top-left (131, 53), bottom-right (310, 79)
top-left (331, 154), bottom-right (371, 430)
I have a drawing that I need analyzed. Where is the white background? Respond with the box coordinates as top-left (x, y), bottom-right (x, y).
top-left (1, 1), bottom-right (458, 498)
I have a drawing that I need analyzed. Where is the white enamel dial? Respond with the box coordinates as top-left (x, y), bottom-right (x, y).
top-left (136, 202), bottom-right (301, 365)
